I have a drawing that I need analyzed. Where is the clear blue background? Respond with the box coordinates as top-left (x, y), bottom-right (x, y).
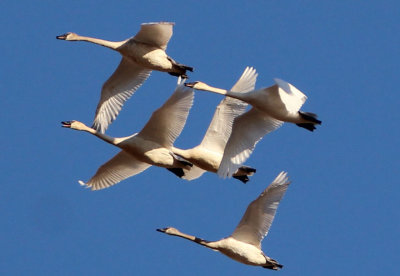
top-left (1, 0), bottom-right (399, 275)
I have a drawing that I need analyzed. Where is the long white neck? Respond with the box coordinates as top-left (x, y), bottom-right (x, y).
top-left (75, 123), bottom-right (126, 146)
top-left (192, 82), bottom-right (248, 102)
top-left (169, 229), bottom-right (218, 250)
top-left (71, 34), bottom-right (127, 50)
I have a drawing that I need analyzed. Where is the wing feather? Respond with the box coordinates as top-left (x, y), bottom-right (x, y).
top-left (274, 78), bottom-right (307, 113)
top-left (218, 108), bottom-right (283, 178)
top-left (200, 67), bottom-right (257, 153)
top-left (92, 57), bottom-right (151, 133)
top-left (230, 172), bottom-right (291, 248)
top-left (79, 151), bottom-right (151, 191)
top-left (133, 22), bottom-right (174, 50)
top-left (137, 80), bottom-right (194, 147)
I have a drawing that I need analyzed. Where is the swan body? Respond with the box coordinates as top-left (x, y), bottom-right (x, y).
top-left (57, 22), bottom-right (193, 133)
top-left (185, 71), bottom-right (321, 178)
top-left (186, 78), bottom-right (320, 127)
top-left (158, 171), bottom-right (291, 269)
top-left (62, 80), bottom-right (194, 190)
top-left (171, 67), bottom-right (258, 183)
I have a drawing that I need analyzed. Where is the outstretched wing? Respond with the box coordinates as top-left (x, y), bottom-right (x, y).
top-left (200, 67), bottom-right (257, 153)
top-left (133, 22), bottom-right (174, 50)
top-left (218, 108), bottom-right (283, 178)
top-left (137, 79), bottom-right (194, 147)
top-left (231, 171), bottom-right (291, 248)
top-left (92, 57), bottom-right (151, 133)
top-left (79, 151), bottom-right (151, 191)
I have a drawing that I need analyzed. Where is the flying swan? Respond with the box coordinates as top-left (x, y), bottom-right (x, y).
top-left (170, 67), bottom-right (258, 183)
top-left (57, 22), bottom-right (193, 133)
top-left (185, 70), bottom-right (321, 178)
top-left (61, 79), bottom-right (194, 190)
top-left (157, 171), bottom-right (291, 270)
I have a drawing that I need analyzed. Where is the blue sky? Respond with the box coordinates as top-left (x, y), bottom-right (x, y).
top-left (1, 0), bottom-right (399, 275)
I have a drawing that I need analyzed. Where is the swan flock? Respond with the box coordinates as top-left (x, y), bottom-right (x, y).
top-left (58, 22), bottom-right (321, 269)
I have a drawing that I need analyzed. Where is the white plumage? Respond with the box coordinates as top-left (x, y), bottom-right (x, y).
top-left (170, 67), bottom-right (258, 183)
top-left (158, 171), bottom-right (291, 270)
top-left (62, 80), bottom-right (194, 190)
top-left (57, 22), bottom-right (193, 133)
top-left (185, 70), bottom-right (321, 178)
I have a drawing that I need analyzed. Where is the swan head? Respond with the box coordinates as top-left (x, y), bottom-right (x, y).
top-left (156, 227), bottom-right (181, 236)
top-left (56, 32), bottom-right (79, 41)
top-left (184, 81), bottom-right (205, 89)
top-left (61, 120), bottom-right (90, 131)
top-left (185, 81), bottom-right (218, 92)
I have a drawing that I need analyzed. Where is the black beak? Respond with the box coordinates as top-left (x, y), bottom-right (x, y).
top-left (184, 82), bottom-right (196, 88)
top-left (61, 121), bottom-right (72, 127)
top-left (156, 228), bottom-right (166, 233)
top-left (56, 33), bottom-right (68, 40)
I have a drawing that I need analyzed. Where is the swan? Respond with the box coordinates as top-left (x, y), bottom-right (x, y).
top-left (157, 171), bottom-right (291, 270)
top-left (57, 22), bottom-right (193, 133)
top-left (170, 67), bottom-right (258, 183)
top-left (185, 71), bottom-right (321, 178)
top-left (61, 79), bottom-right (194, 190)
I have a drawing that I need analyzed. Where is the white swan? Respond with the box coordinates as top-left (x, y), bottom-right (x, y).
top-left (185, 72), bottom-right (321, 178)
top-left (61, 80), bottom-right (194, 190)
top-left (157, 171), bottom-right (291, 270)
top-left (57, 22), bottom-right (193, 133)
top-left (170, 67), bottom-right (258, 183)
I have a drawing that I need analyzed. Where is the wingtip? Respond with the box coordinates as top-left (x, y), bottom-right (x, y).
top-left (275, 171), bottom-right (290, 186)
top-left (78, 180), bottom-right (92, 189)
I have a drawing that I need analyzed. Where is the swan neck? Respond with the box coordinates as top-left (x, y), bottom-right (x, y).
top-left (196, 84), bottom-right (247, 101)
top-left (173, 230), bottom-right (213, 248)
top-left (73, 35), bottom-right (126, 50)
top-left (85, 127), bottom-right (119, 146)
top-left (197, 84), bottom-right (228, 95)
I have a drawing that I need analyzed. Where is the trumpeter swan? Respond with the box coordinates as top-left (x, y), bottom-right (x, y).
top-left (185, 71), bottom-right (321, 178)
top-left (57, 22), bottom-right (193, 133)
top-left (170, 67), bottom-right (258, 183)
top-left (157, 171), bottom-right (291, 270)
top-left (61, 79), bottom-right (194, 190)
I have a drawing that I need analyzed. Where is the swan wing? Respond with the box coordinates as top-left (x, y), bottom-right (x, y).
top-left (218, 108), bottom-right (283, 178)
top-left (181, 165), bottom-right (206, 180)
top-left (274, 78), bottom-right (307, 113)
top-left (79, 151), bottom-right (151, 191)
top-left (133, 22), bottom-right (174, 50)
top-left (231, 171), bottom-right (291, 248)
top-left (137, 79), bottom-right (194, 147)
top-left (200, 67), bottom-right (257, 153)
top-left (92, 57), bottom-right (151, 133)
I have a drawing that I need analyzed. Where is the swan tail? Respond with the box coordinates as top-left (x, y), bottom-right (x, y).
top-left (296, 111), bottom-right (322, 132)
